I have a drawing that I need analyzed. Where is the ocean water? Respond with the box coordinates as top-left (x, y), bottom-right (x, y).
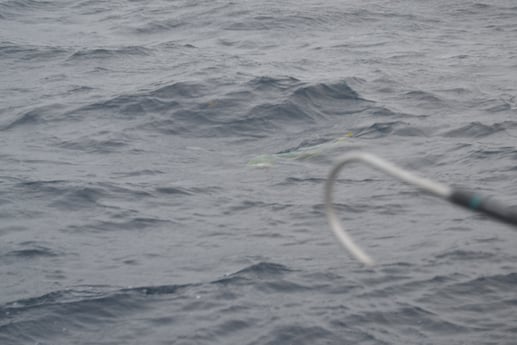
top-left (1, 0), bottom-right (517, 344)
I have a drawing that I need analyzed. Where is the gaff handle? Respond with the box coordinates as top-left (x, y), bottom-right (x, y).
top-left (449, 189), bottom-right (517, 226)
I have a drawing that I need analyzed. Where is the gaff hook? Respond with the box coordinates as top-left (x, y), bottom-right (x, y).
top-left (324, 151), bottom-right (517, 265)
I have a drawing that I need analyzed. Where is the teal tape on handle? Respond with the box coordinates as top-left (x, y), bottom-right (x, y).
top-left (468, 195), bottom-right (483, 210)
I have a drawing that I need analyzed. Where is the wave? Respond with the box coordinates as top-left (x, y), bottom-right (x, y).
top-left (0, 284), bottom-right (181, 344)
top-left (56, 137), bottom-right (130, 154)
top-left (132, 19), bottom-right (186, 34)
top-left (10, 179), bottom-right (154, 213)
top-left (354, 121), bottom-right (428, 138)
top-left (443, 121), bottom-right (517, 138)
top-left (0, 0), bottom-right (54, 13)
top-left (0, 104), bottom-right (66, 131)
top-left (54, 77), bottom-right (386, 139)
top-left (1, 75), bottom-right (408, 144)
top-left (403, 90), bottom-right (447, 109)
top-left (1, 243), bottom-right (59, 259)
top-left (67, 46), bottom-right (152, 60)
top-left (2, 262), bottom-right (514, 344)
top-left (0, 41), bottom-right (67, 61)
top-left (0, 109), bottom-right (42, 131)
top-left (0, 263), bottom-right (296, 343)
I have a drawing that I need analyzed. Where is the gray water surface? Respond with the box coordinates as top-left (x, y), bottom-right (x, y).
top-left (1, 1), bottom-right (516, 344)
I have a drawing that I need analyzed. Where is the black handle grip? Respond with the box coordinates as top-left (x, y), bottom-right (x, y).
top-left (449, 189), bottom-right (517, 227)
